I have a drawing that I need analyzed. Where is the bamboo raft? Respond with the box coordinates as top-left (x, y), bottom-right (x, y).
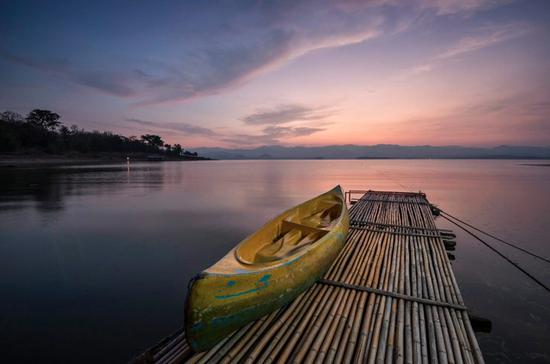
top-left (133, 190), bottom-right (484, 364)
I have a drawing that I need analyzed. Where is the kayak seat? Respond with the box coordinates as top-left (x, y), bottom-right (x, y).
top-left (254, 221), bottom-right (328, 263)
top-left (299, 202), bottom-right (341, 229)
top-left (236, 195), bottom-right (343, 265)
top-left (281, 219), bottom-right (329, 235)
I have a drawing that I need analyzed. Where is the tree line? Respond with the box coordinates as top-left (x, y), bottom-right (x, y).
top-left (0, 109), bottom-right (199, 158)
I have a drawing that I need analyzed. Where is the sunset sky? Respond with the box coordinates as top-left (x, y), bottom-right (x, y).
top-left (1, 0), bottom-right (549, 148)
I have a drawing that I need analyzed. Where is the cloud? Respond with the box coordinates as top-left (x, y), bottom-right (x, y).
top-left (221, 103), bottom-right (331, 145)
top-left (1, 2), bottom-right (380, 104)
top-left (385, 87), bottom-right (550, 145)
top-left (124, 118), bottom-right (326, 146)
top-left (125, 118), bottom-right (217, 136)
top-left (408, 22), bottom-right (532, 76)
top-left (263, 125), bottom-right (325, 138)
top-left (1, 1), bottom-right (512, 104)
top-left (411, 63), bottom-right (433, 75)
top-left (222, 125), bottom-right (326, 146)
top-left (418, 0), bottom-right (512, 15)
top-left (435, 23), bottom-right (532, 59)
top-left (0, 52), bottom-right (142, 97)
top-left (242, 104), bottom-right (334, 125)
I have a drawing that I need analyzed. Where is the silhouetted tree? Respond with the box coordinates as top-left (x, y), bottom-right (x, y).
top-left (173, 144), bottom-right (182, 156)
top-left (59, 125), bottom-right (68, 133)
top-left (1, 111), bottom-right (24, 123)
top-left (26, 109), bottom-right (61, 131)
top-left (70, 124), bottom-right (81, 134)
top-left (141, 134), bottom-right (164, 149)
top-left (1, 108), bottom-right (203, 159)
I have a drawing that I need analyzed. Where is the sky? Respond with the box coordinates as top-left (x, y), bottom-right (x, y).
top-left (1, 0), bottom-right (549, 148)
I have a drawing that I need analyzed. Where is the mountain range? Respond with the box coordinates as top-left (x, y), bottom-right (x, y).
top-left (194, 144), bottom-right (550, 160)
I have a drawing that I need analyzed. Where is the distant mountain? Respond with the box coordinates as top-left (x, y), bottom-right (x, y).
top-left (194, 144), bottom-right (550, 160)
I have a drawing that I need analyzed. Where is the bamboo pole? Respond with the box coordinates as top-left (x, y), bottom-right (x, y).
top-left (224, 310), bottom-right (280, 363)
top-left (180, 190), bottom-right (483, 364)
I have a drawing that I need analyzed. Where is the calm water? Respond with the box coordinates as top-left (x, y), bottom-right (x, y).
top-left (0, 160), bottom-right (549, 363)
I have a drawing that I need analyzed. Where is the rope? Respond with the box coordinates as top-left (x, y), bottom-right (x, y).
top-left (437, 209), bottom-right (550, 264)
top-left (317, 279), bottom-right (467, 311)
top-left (350, 220), bottom-right (444, 232)
top-left (440, 215), bottom-right (550, 293)
top-left (357, 198), bottom-right (430, 206)
top-left (350, 225), bottom-right (442, 238)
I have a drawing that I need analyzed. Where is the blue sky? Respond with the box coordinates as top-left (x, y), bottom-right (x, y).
top-left (1, 0), bottom-right (549, 147)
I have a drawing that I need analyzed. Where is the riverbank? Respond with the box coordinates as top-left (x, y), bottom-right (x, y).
top-left (521, 163), bottom-right (550, 167)
top-left (0, 154), bottom-right (211, 168)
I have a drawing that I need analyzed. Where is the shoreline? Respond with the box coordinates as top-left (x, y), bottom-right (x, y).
top-left (0, 155), bottom-right (211, 168)
top-left (3, 157), bottom-right (550, 169)
top-left (521, 163), bottom-right (550, 167)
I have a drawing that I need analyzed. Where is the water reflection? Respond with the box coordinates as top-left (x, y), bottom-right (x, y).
top-left (0, 160), bottom-right (549, 363)
top-left (0, 164), bottom-right (166, 214)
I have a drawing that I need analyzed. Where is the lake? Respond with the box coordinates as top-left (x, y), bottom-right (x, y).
top-left (0, 160), bottom-right (549, 363)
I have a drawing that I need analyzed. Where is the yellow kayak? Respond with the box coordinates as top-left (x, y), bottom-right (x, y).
top-left (184, 186), bottom-right (349, 351)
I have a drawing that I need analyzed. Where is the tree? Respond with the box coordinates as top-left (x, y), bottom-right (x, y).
top-left (60, 125), bottom-right (70, 135)
top-left (172, 144), bottom-right (182, 156)
top-left (1, 111), bottom-right (24, 123)
top-left (140, 134), bottom-right (164, 149)
top-left (26, 109), bottom-right (61, 131)
top-left (0, 107), bottom-right (204, 158)
top-left (70, 124), bottom-right (81, 134)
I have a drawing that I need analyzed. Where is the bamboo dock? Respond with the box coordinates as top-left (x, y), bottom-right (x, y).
top-left (133, 190), bottom-right (484, 364)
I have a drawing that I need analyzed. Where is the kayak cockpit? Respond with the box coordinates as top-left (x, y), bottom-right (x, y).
top-left (235, 195), bottom-right (343, 265)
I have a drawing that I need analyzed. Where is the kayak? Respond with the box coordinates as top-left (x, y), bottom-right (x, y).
top-left (184, 185), bottom-right (349, 352)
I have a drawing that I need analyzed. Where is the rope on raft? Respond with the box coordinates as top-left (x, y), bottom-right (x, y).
top-left (437, 208), bottom-right (550, 264)
top-left (432, 206), bottom-right (550, 293)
